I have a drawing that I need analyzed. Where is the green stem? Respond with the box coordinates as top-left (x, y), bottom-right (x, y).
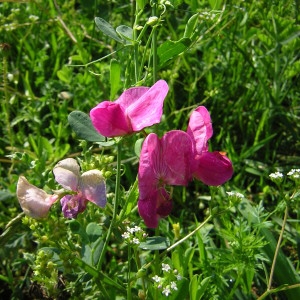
top-left (267, 204), bottom-right (289, 290)
top-left (97, 141), bottom-right (122, 270)
top-left (133, 1), bottom-right (141, 83)
top-left (127, 246), bottom-right (132, 300)
top-left (152, 1), bottom-right (158, 83)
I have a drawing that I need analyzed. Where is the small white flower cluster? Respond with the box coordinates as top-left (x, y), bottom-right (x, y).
top-left (269, 172), bottom-right (284, 179)
top-left (269, 169), bottom-right (300, 183)
top-left (152, 263), bottom-right (182, 297)
top-left (226, 191), bottom-right (244, 199)
top-left (226, 191), bottom-right (244, 205)
top-left (29, 15), bottom-right (39, 22)
top-left (287, 169), bottom-right (300, 180)
top-left (121, 225), bottom-right (147, 246)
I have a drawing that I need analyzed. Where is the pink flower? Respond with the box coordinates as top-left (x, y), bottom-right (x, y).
top-left (17, 176), bottom-right (58, 218)
top-left (138, 131), bottom-right (193, 228)
top-left (90, 80), bottom-right (169, 137)
top-left (137, 106), bottom-right (233, 228)
top-left (53, 158), bottom-right (106, 218)
top-left (187, 106), bottom-right (233, 186)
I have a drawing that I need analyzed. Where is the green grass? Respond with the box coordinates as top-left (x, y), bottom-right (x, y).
top-left (1, 0), bottom-right (300, 299)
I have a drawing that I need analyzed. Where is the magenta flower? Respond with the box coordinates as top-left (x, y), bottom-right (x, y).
top-left (53, 158), bottom-right (106, 218)
top-left (17, 176), bottom-right (58, 218)
top-left (137, 106), bottom-right (233, 228)
top-left (138, 131), bottom-right (193, 228)
top-left (90, 80), bottom-right (169, 137)
top-left (187, 106), bottom-right (233, 186)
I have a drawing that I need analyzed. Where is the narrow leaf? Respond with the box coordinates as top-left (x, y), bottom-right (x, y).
top-left (157, 38), bottom-right (191, 68)
top-left (110, 59), bottom-right (121, 100)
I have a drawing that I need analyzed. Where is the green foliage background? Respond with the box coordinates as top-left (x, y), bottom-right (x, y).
top-left (0, 0), bottom-right (299, 299)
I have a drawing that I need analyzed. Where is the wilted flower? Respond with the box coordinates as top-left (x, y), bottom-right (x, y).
top-left (53, 158), bottom-right (106, 218)
top-left (17, 176), bottom-right (58, 218)
top-left (90, 80), bottom-right (169, 137)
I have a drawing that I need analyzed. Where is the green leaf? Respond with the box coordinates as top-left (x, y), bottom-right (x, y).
top-left (57, 66), bottom-right (73, 84)
top-left (136, 0), bottom-right (147, 9)
top-left (0, 190), bottom-right (13, 201)
top-left (134, 138), bottom-right (144, 157)
top-left (157, 38), bottom-right (191, 68)
top-left (116, 25), bottom-right (133, 43)
top-left (184, 13), bottom-right (199, 38)
top-left (139, 236), bottom-right (170, 250)
top-left (110, 59), bottom-right (121, 100)
top-left (94, 17), bottom-right (123, 43)
top-left (86, 222), bottom-right (103, 243)
top-left (68, 111), bottom-right (105, 142)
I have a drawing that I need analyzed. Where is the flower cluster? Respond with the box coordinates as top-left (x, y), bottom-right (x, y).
top-left (121, 225), bottom-right (147, 246)
top-left (138, 106), bottom-right (233, 227)
top-left (89, 80), bottom-right (233, 228)
top-left (287, 169), bottom-right (300, 180)
top-left (152, 263), bottom-right (182, 297)
top-left (17, 158), bottom-right (106, 219)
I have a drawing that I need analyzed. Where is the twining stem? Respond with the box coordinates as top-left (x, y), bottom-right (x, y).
top-left (97, 141), bottom-right (122, 270)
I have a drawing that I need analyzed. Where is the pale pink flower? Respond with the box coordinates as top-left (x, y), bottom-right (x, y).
top-left (17, 176), bottom-right (58, 218)
top-left (53, 158), bottom-right (106, 218)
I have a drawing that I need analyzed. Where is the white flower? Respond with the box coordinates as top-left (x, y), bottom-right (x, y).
top-left (162, 287), bottom-right (171, 296)
top-left (287, 169), bottom-right (300, 178)
top-left (269, 172), bottom-right (284, 179)
top-left (226, 191), bottom-right (244, 198)
top-left (162, 263), bottom-right (171, 272)
top-left (121, 232), bottom-right (130, 239)
top-left (175, 274), bottom-right (182, 281)
top-left (152, 275), bottom-right (161, 283)
top-left (132, 237), bottom-right (140, 245)
top-left (170, 281), bottom-right (177, 290)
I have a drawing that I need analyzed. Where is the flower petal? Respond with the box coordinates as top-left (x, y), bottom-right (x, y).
top-left (17, 176), bottom-right (57, 218)
top-left (138, 193), bottom-right (159, 228)
top-left (53, 158), bottom-right (80, 191)
top-left (192, 151), bottom-right (233, 186)
top-left (127, 80), bottom-right (169, 131)
top-left (138, 188), bottom-right (172, 228)
top-left (138, 133), bottom-right (161, 199)
top-left (162, 130), bottom-right (193, 186)
top-left (187, 106), bottom-right (213, 154)
top-left (60, 194), bottom-right (87, 218)
top-left (79, 170), bottom-right (107, 207)
top-left (90, 101), bottom-right (131, 137)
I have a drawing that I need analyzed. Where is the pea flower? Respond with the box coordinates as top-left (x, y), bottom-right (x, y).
top-left (90, 80), bottom-right (169, 137)
top-left (137, 106), bottom-right (233, 228)
top-left (53, 158), bottom-right (106, 218)
top-left (138, 130), bottom-right (193, 228)
top-left (17, 176), bottom-right (58, 218)
top-left (187, 106), bottom-right (233, 186)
